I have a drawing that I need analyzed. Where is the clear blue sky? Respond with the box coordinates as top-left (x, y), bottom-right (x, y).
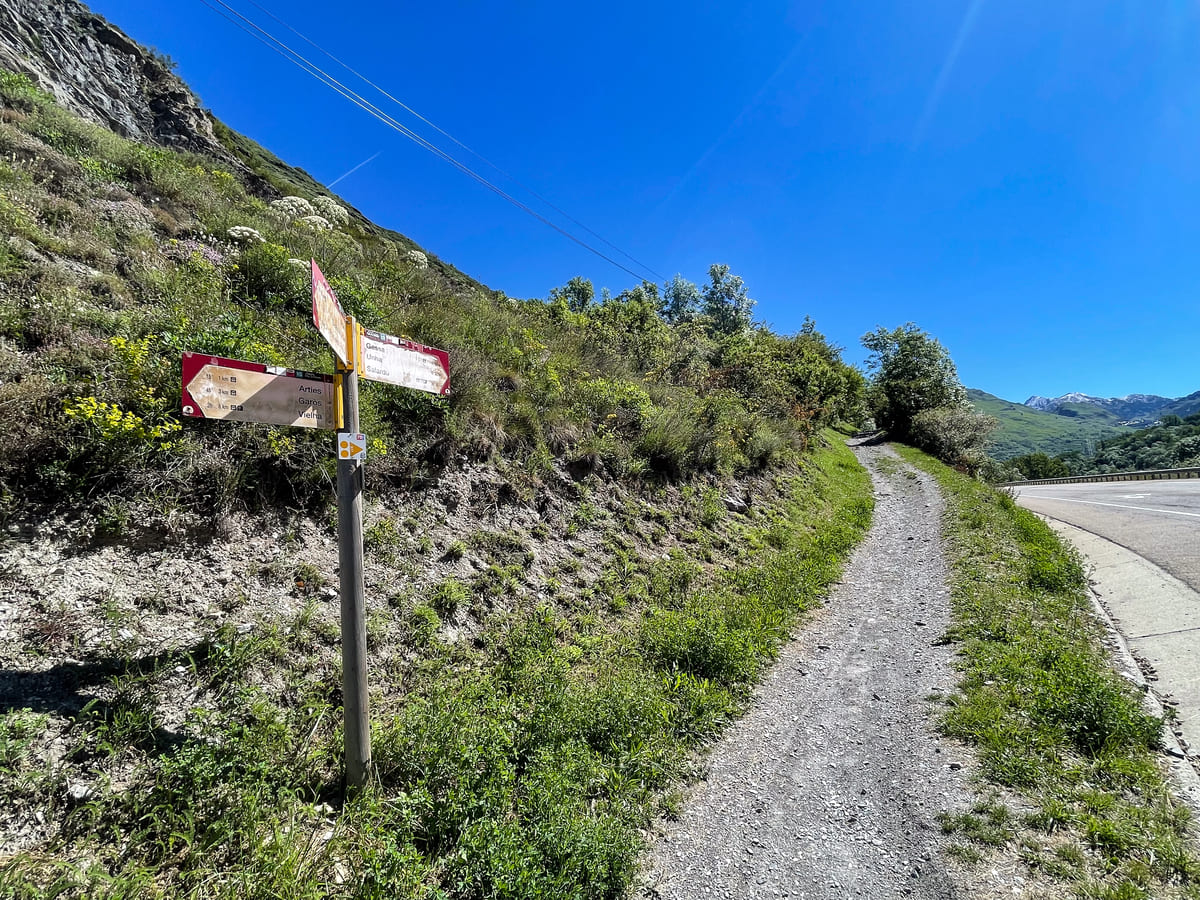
top-left (86, 0), bottom-right (1200, 402)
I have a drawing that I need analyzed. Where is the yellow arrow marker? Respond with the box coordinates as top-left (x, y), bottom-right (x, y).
top-left (338, 432), bottom-right (367, 460)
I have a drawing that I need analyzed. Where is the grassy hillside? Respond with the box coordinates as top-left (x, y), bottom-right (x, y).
top-left (902, 446), bottom-right (1200, 898)
top-left (968, 389), bottom-right (1127, 459)
top-left (0, 69), bottom-right (864, 532)
top-left (1083, 412), bottom-right (1200, 473)
top-left (0, 68), bottom-right (875, 898)
top-left (0, 436), bottom-right (874, 899)
top-left (209, 120), bottom-right (485, 295)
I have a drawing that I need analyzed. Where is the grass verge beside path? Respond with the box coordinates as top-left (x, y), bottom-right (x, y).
top-left (898, 446), bottom-right (1200, 900)
top-left (0, 436), bottom-right (871, 900)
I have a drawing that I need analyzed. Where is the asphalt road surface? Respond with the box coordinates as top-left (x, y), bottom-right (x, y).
top-left (1014, 480), bottom-right (1200, 592)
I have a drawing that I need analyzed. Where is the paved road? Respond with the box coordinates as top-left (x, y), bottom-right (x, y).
top-left (1014, 480), bottom-right (1200, 591)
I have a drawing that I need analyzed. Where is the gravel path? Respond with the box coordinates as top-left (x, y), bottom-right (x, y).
top-left (639, 441), bottom-right (974, 899)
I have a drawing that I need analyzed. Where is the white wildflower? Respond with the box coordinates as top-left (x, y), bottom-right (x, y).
top-left (406, 249), bottom-right (428, 269)
top-left (270, 196), bottom-right (315, 219)
top-left (297, 215), bottom-right (333, 231)
top-left (312, 196), bottom-right (350, 226)
top-left (226, 225), bottom-right (264, 243)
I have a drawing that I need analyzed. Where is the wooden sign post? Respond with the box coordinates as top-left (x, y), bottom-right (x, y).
top-left (334, 353), bottom-right (370, 789)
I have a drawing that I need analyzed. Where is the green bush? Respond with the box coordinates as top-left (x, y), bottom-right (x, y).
top-left (231, 241), bottom-right (305, 310)
top-left (909, 404), bottom-right (997, 472)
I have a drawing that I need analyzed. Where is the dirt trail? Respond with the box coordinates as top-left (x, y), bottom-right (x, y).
top-left (639, 441), bottom-right (974, 899)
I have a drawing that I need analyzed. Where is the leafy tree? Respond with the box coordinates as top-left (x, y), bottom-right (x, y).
top-left (701, 264), bottom-right (755, 336)
top-left (861, 323), bottom-right (996, 471)
top-left (662, 274), bottom-right (701, 324)
top-left (549, 276), bottom-right (595, 312)
top-left (1011, 452), bottom-right (1071, 480)
top-left (860, 323), bottom-right (968, 441)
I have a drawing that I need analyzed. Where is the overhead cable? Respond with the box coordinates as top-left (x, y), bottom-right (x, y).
top-left (241, 0), bottom-right (667, 283)
top-left (195, 0), bottom-right (662, 284)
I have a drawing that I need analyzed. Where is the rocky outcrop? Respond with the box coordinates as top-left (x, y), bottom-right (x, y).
top-left (0, 0), bottom-right (235, 163)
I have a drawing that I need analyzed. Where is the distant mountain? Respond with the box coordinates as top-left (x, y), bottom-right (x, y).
top-left (1022, 391), bottom-right (1200, 427)
top-left (969, 389), bottom-right (1127, 460)
top-left (971, 388), bottom-right (1200, 460)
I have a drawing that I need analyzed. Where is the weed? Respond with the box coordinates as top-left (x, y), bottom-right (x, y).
top-left (363, 516), bottom-right (401, 552)
top-left (407, 603), bottom-right (440, 647)
top-left (699, 487), bottom-right (725, 526)
top-left (0, 709), bottom-right (47, 770)
top-left (293, 561), bottom-right (325, 595)
top-left (428, 577), bottom-right (468, 616)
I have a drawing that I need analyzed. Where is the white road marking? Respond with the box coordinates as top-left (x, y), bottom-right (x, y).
top-left (1029, 496), bottom-right (1200, 519)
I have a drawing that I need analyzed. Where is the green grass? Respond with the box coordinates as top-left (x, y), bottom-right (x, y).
top-left (898, 444), bottom-right (1200, 899)
top-left (0, 435), bottom-right (872, 898)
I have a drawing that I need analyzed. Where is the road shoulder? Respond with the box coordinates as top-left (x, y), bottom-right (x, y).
top-left (1038, 518), bottom-right (1200, 812)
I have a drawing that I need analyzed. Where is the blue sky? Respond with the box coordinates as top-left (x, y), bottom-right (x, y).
top-left (86, 0), bottom-right (1200, 402)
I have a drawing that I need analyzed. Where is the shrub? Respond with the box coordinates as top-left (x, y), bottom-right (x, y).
top-left (909, 404), bottom-right (997, 472)
top-left (571, 377), bottom-right (652, 433)
top-left (231, 241), bottom-right (305, 310)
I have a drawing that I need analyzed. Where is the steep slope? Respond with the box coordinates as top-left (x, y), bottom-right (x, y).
top-left (0, 0), bottom-right (235, 160)
top-left (0, 0), bottom-right (481, 292)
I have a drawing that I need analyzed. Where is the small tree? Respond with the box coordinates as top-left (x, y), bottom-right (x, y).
top-left (549, 276), bottom-right (595, 312)
top-left (662, 274), bottom-right (701, 324)
top-left (701, 264), bottom-right (755, 336)
top-left (860, 324), bottom-right (968, 442)
top-left (861, 323), bottom-right (995, 471)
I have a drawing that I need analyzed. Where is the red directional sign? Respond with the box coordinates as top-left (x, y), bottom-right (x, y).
top-left (181, 353), bottom-right (337, 430)
top-left (312, 260), bottom-right (351, 367)
top-left (357, 327), bottom-right (451, 396)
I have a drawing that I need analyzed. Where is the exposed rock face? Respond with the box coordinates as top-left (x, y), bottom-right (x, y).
top-left (0, 0), bottom-right (234, 163)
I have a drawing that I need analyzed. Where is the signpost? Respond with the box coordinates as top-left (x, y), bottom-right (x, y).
top-left (180, 258), bottom-right (450, 792)
top-left (334, 348), bottom-right (370, 790)
top-left (181, 354), bottom-right (336, 430)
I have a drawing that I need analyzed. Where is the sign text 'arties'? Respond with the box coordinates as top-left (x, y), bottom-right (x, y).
top-left (181, 353), bottom-right (336, 430)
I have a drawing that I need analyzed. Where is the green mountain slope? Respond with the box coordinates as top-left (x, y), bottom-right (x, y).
top-left (209, 119), bottom-right (485, 295)
top-left (968, 389), bottom-right (1128, 459)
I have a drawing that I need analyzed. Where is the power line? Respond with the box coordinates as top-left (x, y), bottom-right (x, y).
top-left (195, 0), bottom-right (663, 284)
top-left (241, 0), bottom-right (667, 283)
